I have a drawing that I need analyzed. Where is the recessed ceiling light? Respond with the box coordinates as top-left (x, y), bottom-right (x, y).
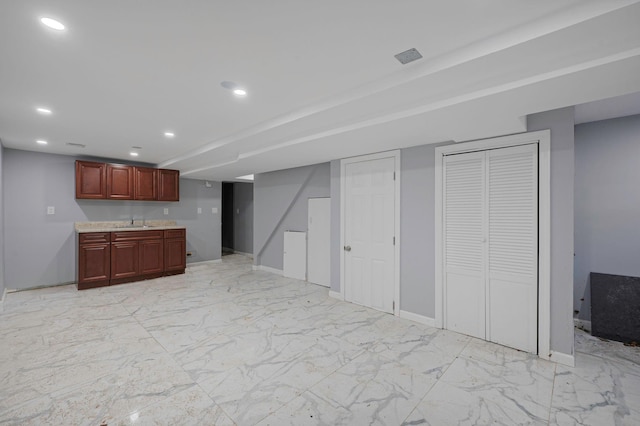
top-left (221, 81), bottom-right (248, 97)
top-left (36, 107), bottom-right (52, 114)
top-left (37, 140), bottom-right (48, 145)
top-left (164, 132), bottom-right (175, 138)
top-left (40, 17), bottom-right (65, 31)
top-left (130, 152), bottom-right (139, 157)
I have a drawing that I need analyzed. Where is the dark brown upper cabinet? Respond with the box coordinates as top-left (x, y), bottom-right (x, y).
top-left (134, 167), bottom-right (158, 200)
top-left (106, 164), bottom-right (134, 200)
top-left (76, 161), bottom-right (107, 199)
top-left (75, 160), bottom-right (179, 201)
top-left (158, 169), bottom-right (180, 201)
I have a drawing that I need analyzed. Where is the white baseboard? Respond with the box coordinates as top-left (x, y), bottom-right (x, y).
top-left (574, 318), bottom-right (592, 333)
top-left (399, 310), bottom-right (437, 328)
top-left (549, 350), bottom-right (575, 367)
top-left (252, 265), bottom-right (283, 276)
top-left (329, 290), bottom-right (343, 300)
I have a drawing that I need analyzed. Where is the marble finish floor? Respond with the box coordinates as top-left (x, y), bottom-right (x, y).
top-left (1, 254), bottom-right (639, 425)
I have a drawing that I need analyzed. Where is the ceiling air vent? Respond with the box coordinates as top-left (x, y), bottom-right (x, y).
top-left (66, 142), bottom-right (86, 148)
top-left (394, 48), bottom-right (423, 65)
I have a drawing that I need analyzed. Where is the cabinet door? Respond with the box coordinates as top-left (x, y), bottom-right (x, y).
top-left (78, 243), bottom-right (110, 284)
top-left (107, 164), bottom-right (134, 200)
top-left (165, 238), bottom-right (186, 272)
top-left (76, 161), bottom-right (106, 199)
top-left (158, 169), bottom-right (180, 201)
top-left (111, 241), bottom-right (139, 279)
top-left (134, 167), bottom-right (157, 200)
top-left (140, 239), bottom-right (164, 275)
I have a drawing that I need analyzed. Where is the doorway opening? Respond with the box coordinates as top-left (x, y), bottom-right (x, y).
top-left (221, 181), bottom-right (254, 257)
top-left (221, 182), bottom-right (234, 256)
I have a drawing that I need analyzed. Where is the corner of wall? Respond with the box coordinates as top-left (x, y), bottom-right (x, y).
top-left (527, 106), bottom-right (575, 356)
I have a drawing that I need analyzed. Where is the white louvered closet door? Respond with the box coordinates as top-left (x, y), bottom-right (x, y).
top-left (486, 144), bottom-right (538, 353)
top-left (443, 144), bottom-right (538, 353)
top-left (443, 151), bottom-right (486, 339)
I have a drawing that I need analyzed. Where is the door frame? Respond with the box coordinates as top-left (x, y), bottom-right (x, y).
top-left (340, 150), bottom-right (401, 316)
top-left (435, 130), bottom-right (551, 359)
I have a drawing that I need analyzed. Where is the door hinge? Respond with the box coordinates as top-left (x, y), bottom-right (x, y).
top-left (392, 301), bottom-right (395, 311)
top-left (393, 236), bottom-right (396, 245)
top-left (393, 171), bottom-right (396, 181)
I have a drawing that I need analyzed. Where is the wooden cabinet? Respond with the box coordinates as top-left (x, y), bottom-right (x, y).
top-left (140, 236), bottom-right (165, 275)
top-left (77, 228), bottom-right (185, 289)
top-left (158, 169), bottom-right (180, 201)
top-left (111, 241), bottom-right (139, 280)
top-left (134, 167), bottom-right (157, 200)
top-left (76, 161), bottom-right (107, 199)
top-left (106, 164), bottom-right (134, 200)
top-left (75, 160), bottom-right (178, 201)
top-left (78, 233), bottom-right (111, 290)
top-left (164, 229), bottom-right (186, 273)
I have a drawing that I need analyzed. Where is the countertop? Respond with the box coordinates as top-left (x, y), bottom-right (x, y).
top-left (75, 220), bottom-right (185, 233)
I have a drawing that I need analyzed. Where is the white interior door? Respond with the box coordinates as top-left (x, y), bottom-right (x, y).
top-left (443, 151), bottom-right (486, 339)
top-left (443, 144), bottom-right (538, 353)
top-left (308, 198), bottom-right (331, 287)
top-left (486, 144), bottom-right (538, 353)
top-left (344, 157), bottom-right (395, 313)
top-left (283, 231), bottom-right (306, 280)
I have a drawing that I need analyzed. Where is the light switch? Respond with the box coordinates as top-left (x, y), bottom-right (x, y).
top-left (47, 206), bottom-right (55, 215)
top-left (236, 208), bottom-right (240, 214)
top-left (163, 208), bottom-right (169, 215)
top-left (212, 207), bottom-right (218, 214)
top-left (197, 207), bottom-right (202, 214)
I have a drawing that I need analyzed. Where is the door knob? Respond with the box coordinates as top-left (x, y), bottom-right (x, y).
top-left (344, 245), bottom-right (351, 252)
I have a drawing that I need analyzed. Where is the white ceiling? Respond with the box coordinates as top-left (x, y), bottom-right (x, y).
top-left (1, 0), bottom-right (640, 180)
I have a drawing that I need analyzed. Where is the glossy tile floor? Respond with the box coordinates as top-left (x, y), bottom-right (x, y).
top-left (1, 254), bottom-right (639, 425)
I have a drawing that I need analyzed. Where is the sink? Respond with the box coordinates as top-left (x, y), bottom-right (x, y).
top-left (117, 224), bottom-right (154, 229)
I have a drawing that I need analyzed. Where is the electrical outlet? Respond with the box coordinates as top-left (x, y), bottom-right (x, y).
top-left (163, 208), bottom-right (169, 215)
top-left (47, 206), bottom-right (55, 215)
top-left (197, 207), bottom-right (202, 214)
top-left (212, 207), bottom-right (218, 214)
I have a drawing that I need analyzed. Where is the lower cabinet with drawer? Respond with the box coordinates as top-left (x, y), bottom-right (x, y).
top-left (78, 232), bottom-right (111, 290)
top-left (164, 229), bottom-right (186, 274)
top-left (78, 228), bottom-right (186, 290)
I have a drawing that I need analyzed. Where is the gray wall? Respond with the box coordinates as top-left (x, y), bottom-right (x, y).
top-left (400, 142), bottom-right (453, 317)
top-left (574, 114), bottom-right (640, 321)
top-left (233, 182), bottom-right (254, 255)
top-left (0, 145), bottom-right (4, 299)
top-left (527, 106), bottom-right (575, 356)
top-left (254, 163), bottom-right (330, 270)
top-left (2, 149), bottom-right (221, 290)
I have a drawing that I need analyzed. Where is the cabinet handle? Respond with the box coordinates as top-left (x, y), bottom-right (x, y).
top-left (344, 245), bottom-right (351, 252)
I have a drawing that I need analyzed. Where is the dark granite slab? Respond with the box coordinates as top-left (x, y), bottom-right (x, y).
top-left (591, 272), bottom-right (640, 343)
